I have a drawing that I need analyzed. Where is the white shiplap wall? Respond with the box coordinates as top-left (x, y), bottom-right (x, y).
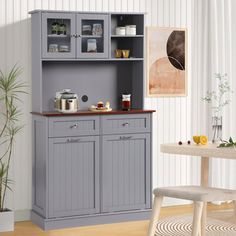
top-left (0, 0), bottom-right (197, 218)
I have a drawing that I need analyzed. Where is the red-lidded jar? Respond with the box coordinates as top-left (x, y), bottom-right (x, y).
top-left (122, 94), bottom-right (131, 111)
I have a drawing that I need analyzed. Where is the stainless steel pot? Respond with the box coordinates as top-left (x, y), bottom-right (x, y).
top-left (60, 98), bottom-right (78, 113)
top-left (54, 89), bottom-right (79, 113)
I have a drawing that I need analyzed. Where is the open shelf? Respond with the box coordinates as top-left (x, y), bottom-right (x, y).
top-left (42, 58), bottom-right (143, 61)
top-left (81, 35), bottom-right (103, 38)
top-left (111, 35), bottom-right (144, 38)
top-left (47, 34), bottom-right (70, 38)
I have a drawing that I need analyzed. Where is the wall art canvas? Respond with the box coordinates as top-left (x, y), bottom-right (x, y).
top-left (147, 27), bottom-right (187, 97)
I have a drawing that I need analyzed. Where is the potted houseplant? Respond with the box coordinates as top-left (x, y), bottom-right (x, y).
top-left (0, 65), bottom-right (26, 232)
top-left (202, 73), bottom-right (232, 143)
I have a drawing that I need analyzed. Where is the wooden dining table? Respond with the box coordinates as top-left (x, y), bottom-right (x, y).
top-left (160, 143), bottom-right (236, 236)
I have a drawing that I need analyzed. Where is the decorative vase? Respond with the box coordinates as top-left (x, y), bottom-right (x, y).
top-left (0, 209), bottom-right (14, 232)
top-left (212, 116), bottom-right (222, 143)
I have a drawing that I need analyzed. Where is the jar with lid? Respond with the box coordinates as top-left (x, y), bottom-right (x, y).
top-left (87, 39), bottom-right (97, 52)
top-left (58, 20), bottom-right (66, 35)
top-left (51, 21), bottom-right (59, 34)
top-left (125, 25), bottom-right (136, 35)
top-left (122, 94), bottom-right (131, 111)
top-left (116, 27), bottom-right (126, 35)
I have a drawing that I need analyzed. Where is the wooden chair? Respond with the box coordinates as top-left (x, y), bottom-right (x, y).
top-left (147, 185), bottom-right (236, 236)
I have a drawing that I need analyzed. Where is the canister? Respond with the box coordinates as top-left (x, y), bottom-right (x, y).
top-left (115, 27), bottom-right (126, 35)
top-left (87, 39), bottom-right (97, 52)
top-left (125, 25), bottom-right (136, 35)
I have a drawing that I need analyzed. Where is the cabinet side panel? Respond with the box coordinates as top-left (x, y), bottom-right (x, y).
top-left (31, 12), bottom-right (42, 112)
top-left (132, 61), bottom-right (144, 109)
top-left (32, 116), bottom-right (47, 217)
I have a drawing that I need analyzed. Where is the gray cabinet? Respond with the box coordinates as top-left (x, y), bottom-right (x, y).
top-left (30, 9), bottom-right (152, 231)
top-left (102, 133), bottom-right (151, 213)
top-left (32, 112), bottom-right (153, 230)
top-left (48, 136), bottom-right (99, 217)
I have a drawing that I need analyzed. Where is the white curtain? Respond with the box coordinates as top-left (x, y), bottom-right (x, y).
top-left (193, 0), bottom-right (236, 189)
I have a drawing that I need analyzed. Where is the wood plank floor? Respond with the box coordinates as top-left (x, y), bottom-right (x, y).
top-left (1, 203), bottom-right (233, 236)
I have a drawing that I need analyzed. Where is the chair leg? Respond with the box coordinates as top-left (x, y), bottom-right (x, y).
top-left (147, 195), bottom-right (163, 236)
top-left (192, 201), bottom-right (204, 236)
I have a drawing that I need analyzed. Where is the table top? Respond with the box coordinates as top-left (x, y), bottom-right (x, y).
top-left (161, 143), bottom-right (236, 160)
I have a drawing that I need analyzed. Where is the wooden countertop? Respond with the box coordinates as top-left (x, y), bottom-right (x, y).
top-left (31, 109), bottom-right (156, 117)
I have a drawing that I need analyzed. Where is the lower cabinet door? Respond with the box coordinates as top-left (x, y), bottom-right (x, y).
top-left (102, 133), bottom-right (151, 213)
top-left (48, 136), bottom-right (99, 218)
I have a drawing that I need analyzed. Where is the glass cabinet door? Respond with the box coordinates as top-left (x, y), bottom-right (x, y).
top-left (42, 13), bottom-right (76, 58)
top-left (77, 14), bottom-right (108, 59)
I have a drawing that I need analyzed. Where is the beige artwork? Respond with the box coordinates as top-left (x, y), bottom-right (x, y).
top-left (147, 27), bottom-right (187, 97)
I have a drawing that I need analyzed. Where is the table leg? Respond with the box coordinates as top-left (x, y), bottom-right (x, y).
top-left (201, 156), bottom-right (209, 236)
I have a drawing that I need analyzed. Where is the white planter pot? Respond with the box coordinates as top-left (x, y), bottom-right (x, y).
top-left (0, 209), bottom-right (14, 232)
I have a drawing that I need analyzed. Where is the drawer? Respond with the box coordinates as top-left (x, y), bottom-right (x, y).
top-left (49, 116), bottom-right (99, 137)
top-left (101, 114), bottom-right (151, 134)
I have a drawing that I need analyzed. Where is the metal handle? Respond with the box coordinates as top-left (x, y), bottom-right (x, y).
top-left (67, 138), bottom-right (80, 143)
top-left (70, 123), bottom-right (78, 129)
top-left (122, 122), bottom-right (130, 127)
top-left (120, 136), bottom-right (132, 140)
top-left (70, 34), bottom-right (80, 38)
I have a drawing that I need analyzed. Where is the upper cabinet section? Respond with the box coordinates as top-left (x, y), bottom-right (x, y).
top-left (41, 12), bottom-right (109, 59)
top-left (31, 11), bottom-right (144, 61)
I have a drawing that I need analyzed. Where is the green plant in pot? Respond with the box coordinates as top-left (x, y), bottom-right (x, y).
top-left (0, 65), bottom-right (27, 232)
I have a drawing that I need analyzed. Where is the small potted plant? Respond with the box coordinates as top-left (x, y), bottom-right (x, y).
top-left (0, 65), bottom-right (26, 232)
top-left (202, 73), bottom-right (232, 143)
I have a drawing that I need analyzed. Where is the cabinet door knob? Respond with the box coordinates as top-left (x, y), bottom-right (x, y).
top-left (70, 123), bottom-right (78, 129)
top-left (122, 122), bottom-right (129, 127)
top-left (70, 34), bottom-right (75, 38)
top-left (120, 136), bottom-right (132, 140)
top-left (67, 138), bottom-right (80, 143)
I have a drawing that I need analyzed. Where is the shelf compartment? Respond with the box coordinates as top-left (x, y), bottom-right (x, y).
top-left (111, 37), bottom-right (143, 59)
top-left (41, 61), bottom-right (144, 111)
top-left (111, 14), bottom-right (144, 35)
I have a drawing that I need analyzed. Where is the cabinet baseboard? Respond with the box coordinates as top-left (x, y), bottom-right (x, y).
top-left (31, 209), bottom-right (152, 230)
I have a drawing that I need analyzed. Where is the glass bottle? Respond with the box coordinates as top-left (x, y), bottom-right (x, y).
top-left (122, 94), bottom-right (131, 111)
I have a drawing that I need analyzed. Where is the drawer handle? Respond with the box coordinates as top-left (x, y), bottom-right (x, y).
top-left (70, 123), bottom-right (78, 129)
top-left (67, 138), bottom-right (80, 143)
top-left (122, 122), bottom-right (130, 127)
top-left (120, 136), bottom-right (132, 140)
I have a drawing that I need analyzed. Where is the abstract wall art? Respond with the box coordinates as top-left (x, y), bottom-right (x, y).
top-left (147, 27), bottom-right (187, 97)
